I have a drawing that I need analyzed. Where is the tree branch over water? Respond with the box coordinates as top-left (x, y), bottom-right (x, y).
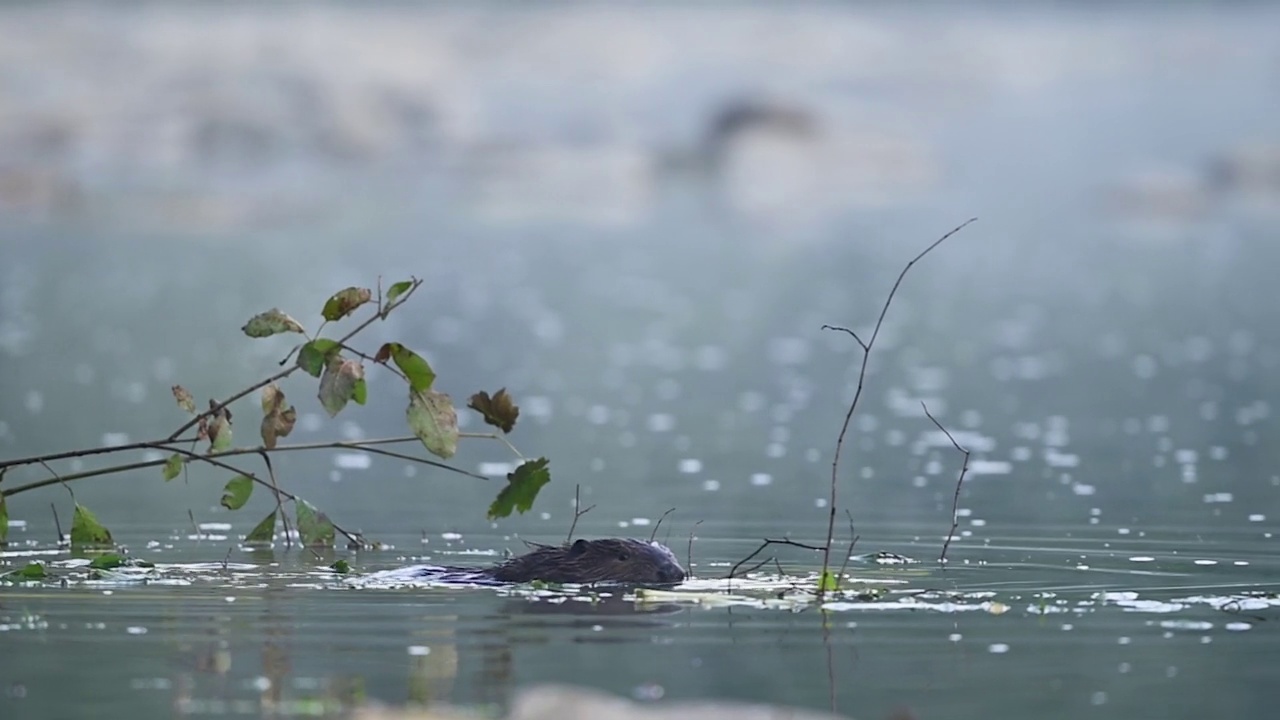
top-left (0, 277), bottom-right (555, 552)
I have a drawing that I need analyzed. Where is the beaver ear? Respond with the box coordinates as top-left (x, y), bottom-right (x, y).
top-left (569, 538), bottom-right (589, 556)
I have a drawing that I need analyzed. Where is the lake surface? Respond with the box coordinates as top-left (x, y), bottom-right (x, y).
top-left (2, 3), bottom-right (1279, 719)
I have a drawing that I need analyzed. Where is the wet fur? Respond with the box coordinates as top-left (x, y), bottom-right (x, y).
top-left (486, 537), bottom-right (686, 585)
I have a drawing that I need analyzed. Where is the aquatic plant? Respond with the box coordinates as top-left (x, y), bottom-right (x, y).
top-left (0, 277), bottom-right (548, 550)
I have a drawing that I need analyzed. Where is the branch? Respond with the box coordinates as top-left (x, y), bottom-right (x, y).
top-left (166, 278), bottom-right (423, 442)
top-left (818, 218), bottom-right (976, 593)
top-left (727, 538), bottom-right (826, 579)
top-left (922, 402), bottom-right (971, 564)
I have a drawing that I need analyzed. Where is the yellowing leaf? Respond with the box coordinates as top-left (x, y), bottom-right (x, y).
top-left (406, 389), bottom-right (458, 459)
top-left (818, 570), bottom-right (839, 593)
top-left (241, 308), bottom-right (305, 338)
top-left (162, 454), bottom-right (184, 481)
top-left (259, 384), bottom-right (297, 449)
top-left (318, 356), bottom-right (364, 417)
top-left (297, 338), bottom-right (341, 378)
top-left (208, 413), bottom-right (233, 454)
top-left (221, 476), bottom-right (253, 511)
top-left (467, 388), bottom-right (520, 433)
top-left (375, 342), bottom-right (435, 393)
top-left (322, 287), bottom-right (373, 322)
top-left (171, 385), bottom-right (196, 414)
top-left (487, 457), bottom-right (551, 520)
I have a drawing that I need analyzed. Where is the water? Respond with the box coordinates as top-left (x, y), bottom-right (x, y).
top-left (2, 3), bottom-right (1280, 719)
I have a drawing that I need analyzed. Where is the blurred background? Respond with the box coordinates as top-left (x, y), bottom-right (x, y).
top-left (4, 4), bottom-right (1280, 719)
top-left (2, 0), bottom-right (1279, 556)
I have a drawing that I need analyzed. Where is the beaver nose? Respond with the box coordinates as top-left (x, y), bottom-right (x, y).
top-left (658, 566), bottom-right (685, 584)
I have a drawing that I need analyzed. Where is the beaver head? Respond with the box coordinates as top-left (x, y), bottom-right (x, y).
top-left (488, 537), bottom-right (687, 586)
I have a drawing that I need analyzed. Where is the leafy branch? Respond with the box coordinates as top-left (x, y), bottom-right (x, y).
top-left (0, 278), bottom-right (554, 551)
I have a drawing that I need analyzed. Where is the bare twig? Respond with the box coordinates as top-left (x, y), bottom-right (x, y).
top-left (728, 538), bottom-right (826, 579)
top-left (565, 484), bottom-right (595, 543)
top-left (835, 510), bottom-right (860, 588)
top-left (922, 401), bottom-right (971, 564)
top-left (820, 325), bottom-right (867, 352)
top-left (649, 507), bottom-right (676, 543)
top-left (818, 218), bottom-right (977, 593)
top-left (686, 519), bottom-right (703, 579)
top-left (50, 503), bottom-right (63, 544)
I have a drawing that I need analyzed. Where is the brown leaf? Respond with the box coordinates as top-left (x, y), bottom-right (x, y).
top-left (259, 384), bottom-right (297, 449)
top-left (467, 388), bottom-right (520, 433)
top-left (171, 385), bottom-right (196, 414)
top-left (321, 287), bottom-right (373, 322)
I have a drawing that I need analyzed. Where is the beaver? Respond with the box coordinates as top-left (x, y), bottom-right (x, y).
top-left (359, 537), bottom-right (687, 588)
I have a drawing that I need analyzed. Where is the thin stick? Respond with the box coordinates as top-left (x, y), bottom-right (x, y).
top-left (727, 538), bottom-right (826, 579)
top-left (686, 519), bottom-right (703, 579)
top-left (50, 503), bottom-right (63, 544)
top-left (835, 510), bottom-right (860, 588)
top-left (818, 218), bottom-right (977, 594)
top-left (565, 484), bottom-right (595, 543)
top-left (922, 401), bottom-right (971, 564)
top-left (649, 507), bottom-right (676, 543)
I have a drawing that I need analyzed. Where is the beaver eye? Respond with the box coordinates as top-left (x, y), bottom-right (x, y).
top-left (617, 552), bottom-right (629, 561)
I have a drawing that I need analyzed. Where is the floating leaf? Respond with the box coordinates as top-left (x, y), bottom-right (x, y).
top-left (162, 454), bottom-right (184, 481)
top-left (2, 562), bottom-right (46, 581)
top-left (818, 570), bottom-right (839, 593)
top-left (89, 554), bottom-right (126, 570)
top-left (386, 280), bottom-right (413, 304)
top-left (296, 501), bottom-right (335, 548)
top-left (241, 308), bottom-right (305, 338)
top-left (487, 457), bottom-right (551, 520)
top-left (406, 390), bottom-right (458, 459)
top-left (208, 413), bottom-right (233, 454)
top-left (297, 338), bottom-right (341, 377)
top-left (375, 342), bottom-right (436, 392)
top-left (318, 356), bottom-right (365, 417)
top-left (468, 388), bottom-right (520, 433)
top-left (330, 559), bottom-right (351, 575)
top-left (322, 286), bottom-right (373, 322)
top-left (259, 384), bottom-right (297, 450)
top-left (221, 476), bottom-right (253, 511)
top-left (0, 495), bottom-right (7, 544)
top-left (244, 510), bottom-right (278, 546)
top-left (172, 385), bottom-right (196, 414)
top-left (70, 503), bottom-right (114, 548)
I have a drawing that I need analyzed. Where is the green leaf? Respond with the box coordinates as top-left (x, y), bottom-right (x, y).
top-left (322, 287), bottom-right (373, 322)
top-left (0, 495), bottom-right (8, 544)
top-left (244, 509), bottom-right (277, 546)
top-left (171, 385), bottom-right (197, 414)
top-left (241, 308), bottom-right (306, 338)
top-left (162, 454), bottom-right (184, 481)
top-left (406, 389), bottom-right (458, 459)
top-left (374, 342), bottom-right (436, 393)
top-left (386, 280), bottom-right (413, 304)
top-left (259, 384), bottom-right (297, 450)
top-left (3, 562), bottom-right (46, 580)
top-left (487, 457), bottom-right (551, 520)
top-left (209, 414), bottom-right (233, 454)
top-left (330, 559), bottom-right (351, 575)
top-left (221, 476), bottom-right (253, 511)
top-left (467, 388), bottom-right (520, 433)
top-left (297, 338), bottom-right (341, 377)
top-left (818, 570), bottom-right (839, 593)
top-left (352, 378), bottom-right (368, 405)
top-left (89, 554), bottom-right (126, 570)
top-left (318, 356), bottom-right (365, 417)
top-left (70, 503), bottom-right (114, 548)
top-left (296, 501), bottom-right (336, 548)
